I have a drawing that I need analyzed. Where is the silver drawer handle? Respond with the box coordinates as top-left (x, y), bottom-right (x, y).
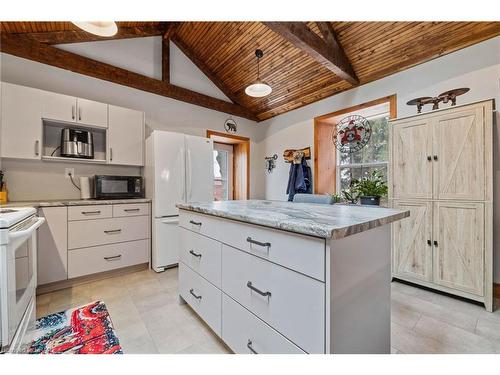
top-left (247, 340), bottom-right (258, 354)
top-left (247, 237), bottom-right (271, 249)
top-left (189, 220), bottom-right (202, 226)
top-left (124, 208), bottom-right (140, 212)
top-left (189, 249), bottom-right (202, 258)
top-left (82, 210), bottom-right (101, 215)
top-left (189, 288), bottom-right (202, 300)
top-left (247, 281), bottom-right (271, 297)
top-left (104, 254), bottom-right (121, 261)
top-left (104, 229), bottom-right (122, 234)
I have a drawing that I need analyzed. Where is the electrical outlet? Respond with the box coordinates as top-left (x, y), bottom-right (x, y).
top-left (65, 168), bottom-right (75, 179)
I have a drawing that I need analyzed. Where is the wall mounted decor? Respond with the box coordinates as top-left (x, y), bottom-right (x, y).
top-left (407, 87), bottom-right (470, 113)
top-left (283, 147), bottom-right (311, 163)
top-left (265, 154), bottom-right (278, 173)
top-left (224, 117), bottom-right (238, 133)
top-left (332, 115), bottom-right (371, 154)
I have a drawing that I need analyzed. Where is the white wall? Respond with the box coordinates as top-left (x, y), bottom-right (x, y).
top-left (0, 37), bottom-right (266, 201)
top-left (258, 36), bottom-right (500, 281)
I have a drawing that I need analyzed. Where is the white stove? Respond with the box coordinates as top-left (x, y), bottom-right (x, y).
top-left (0, 206), bottom-right (44, 353)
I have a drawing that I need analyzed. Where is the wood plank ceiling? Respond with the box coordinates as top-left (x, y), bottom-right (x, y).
top-left (1, 21), bottom-right (499, 121)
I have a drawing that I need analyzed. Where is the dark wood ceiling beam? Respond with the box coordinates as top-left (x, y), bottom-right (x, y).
top-left (0, 32), bottom-right (258, 121)
top-left (262, 22), bottom-right (359, 85)
top-left (171, 34), bottom-right (246, 106)
top-left (161, 23), bottom-right (179, 83)
top-left (20, 24), bottom-right (169, 44)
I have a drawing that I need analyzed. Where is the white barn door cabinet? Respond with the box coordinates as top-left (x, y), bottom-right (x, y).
top-left (389, 100), bottom-right (494, 311)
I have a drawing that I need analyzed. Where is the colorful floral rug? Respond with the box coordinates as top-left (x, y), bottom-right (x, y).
top-left (26, 300), bottom-right (123, 354)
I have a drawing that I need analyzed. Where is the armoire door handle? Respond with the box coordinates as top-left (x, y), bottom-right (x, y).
top-left (433, 155), bottom-right (438, 161)
top-left (427, 156), bottom-right (432, 161)
top-left (427, 239), bottom-right (432, 246)
top-left (434, 240), bottom-right (438, 246)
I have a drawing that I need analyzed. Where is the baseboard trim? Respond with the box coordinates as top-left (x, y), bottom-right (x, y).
top-left (36, 263), bottom-right (149, 295)
top-left (494, 283), bottom-right (500, 299)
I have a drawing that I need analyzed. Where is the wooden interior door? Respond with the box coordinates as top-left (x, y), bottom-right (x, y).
top-left (391, 118), bottom-right (432, 199)
top-left (433, 106), bottom-right (485, 201)
top-left (433, 201), bottom-right (484, 296)
top-left (392, 200), bottom-right (433, 282)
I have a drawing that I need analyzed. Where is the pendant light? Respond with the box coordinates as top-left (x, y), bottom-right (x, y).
top-left (72, 22), bottom-right (118, 37)
top-left (245, 49), bottom-right (272, 98)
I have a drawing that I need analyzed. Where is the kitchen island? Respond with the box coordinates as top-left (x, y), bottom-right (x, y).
top-left (176, 200), bottom-right (409, 354)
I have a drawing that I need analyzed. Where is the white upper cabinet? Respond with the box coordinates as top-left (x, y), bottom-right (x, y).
top-left (76, 98), bottom-right (108, 128)
top-left (42, 91), bottom-right (108, 128)
top-left (108, 105), bottom-right (144, 166)
top-left (42, 91), bottom-right (78, 123)
top-left (1, 82), bottom-right (43, 160)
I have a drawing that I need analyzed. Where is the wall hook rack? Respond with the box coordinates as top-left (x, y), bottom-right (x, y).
top-left (265, 154), bottom-right (278, 173)
top-left (283, 147), bottom-right (311, 163)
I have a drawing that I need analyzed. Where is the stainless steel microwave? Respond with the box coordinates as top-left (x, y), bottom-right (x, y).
top-left (94, 175), bottom-right (144, 199)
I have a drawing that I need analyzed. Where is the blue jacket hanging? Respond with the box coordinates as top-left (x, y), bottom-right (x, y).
top-left (286, 158), bottom-right (312, 201)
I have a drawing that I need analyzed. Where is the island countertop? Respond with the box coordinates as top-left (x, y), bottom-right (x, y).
top-left (177, 200), bottom-right (409, 239)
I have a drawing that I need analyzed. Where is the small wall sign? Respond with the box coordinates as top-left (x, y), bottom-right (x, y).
top-left (224, 117), bottom-right (237, 133)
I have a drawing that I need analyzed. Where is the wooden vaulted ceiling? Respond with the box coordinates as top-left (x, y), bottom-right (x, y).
top-left (1, 21), bottom-right (499, 122)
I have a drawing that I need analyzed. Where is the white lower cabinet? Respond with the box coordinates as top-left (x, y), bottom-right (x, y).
top-left (221, 244), bottom-right (324, 354)
top-left (37, 202), bottom-right (151, 286)
top-left (68, 239), bottom-right (148, 278)
top-left (179, 262), bottom-right (222, 337)
top-left (179, 211), bottom-right (326, 354)
top-left (222, 294), bottom-right (305, 354)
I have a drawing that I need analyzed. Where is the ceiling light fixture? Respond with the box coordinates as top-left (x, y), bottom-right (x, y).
top-left (245, 49), bottom-right (272, 98)
top-left (71, 21), bottom-right (118, 37)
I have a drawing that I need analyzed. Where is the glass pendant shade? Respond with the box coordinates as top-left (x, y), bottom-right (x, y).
top-left (72, 22), bottom-right (118, 37)
top-left (245, 49), bottom-right (272, 98)
top-left (245, 81), bottom-right (272, 97)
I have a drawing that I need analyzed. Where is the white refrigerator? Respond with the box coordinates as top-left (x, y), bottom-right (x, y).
top-left (145, 130), bottom-right (214, 272)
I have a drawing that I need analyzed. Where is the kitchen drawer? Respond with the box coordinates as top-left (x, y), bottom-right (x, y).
top-left (68, 205), bottom-right (112, 221)
top-left (113, 203), bottom-right (149, 218)
top-left (180, 228), bottom-right (222, 288)
top-left (221, 244), bottom-right (325, 354)
top-left (222, 294), bottom-right (305, 354)
top-left (179, 262), bottom-right (222, 337)
top-left (179, 211), bottom-right (221, 239)
top-left (68, 216), bottom-right (148, 249)
top-left (180, 210), bottom-right (325, 281)
top-left (68, 239), bottom-right (148, 278)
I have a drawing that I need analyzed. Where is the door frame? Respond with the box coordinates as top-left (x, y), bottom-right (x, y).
top-left (207, 130), bottom-right (250, 200)
top-left (313, 95), bottom-right (397, 194)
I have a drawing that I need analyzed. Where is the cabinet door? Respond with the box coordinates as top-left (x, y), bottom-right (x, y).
top-left (37, 207), bottom-right (68, 285)
top-left (1, 82), bottom-right (42, 160)
top-left (391, 118), bottom-right (432, 199)
top-left (76, 98), bottom-right (108, 128)
top-left (433, 202), bottom-right (484, 296)
top-left (42, 91), bottom-right (77, 123)
top-left (433, 106), bottom-right (485, 200)
top-left (108, 105), bottom-right (144, 166)
top-left (392, 200), bottom-right (432, 282)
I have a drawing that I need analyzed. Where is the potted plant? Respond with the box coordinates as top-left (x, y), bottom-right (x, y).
top-left (341, 188), bottom-right (359, 204)
top-left (351, 170), bottom-right (388, 206)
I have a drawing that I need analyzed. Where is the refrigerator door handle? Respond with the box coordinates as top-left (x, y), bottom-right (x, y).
top-left (161, 218), bottom-right (180, 224)
top-left (180, 149), bottom-right (186, 201)
top-left (187, 148), bottom-right (193, 201)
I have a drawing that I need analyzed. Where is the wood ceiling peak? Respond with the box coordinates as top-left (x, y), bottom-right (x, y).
top-left (2, 21), bottom-right (499, 121)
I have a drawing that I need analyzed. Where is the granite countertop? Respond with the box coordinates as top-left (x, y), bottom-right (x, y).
top-left (177, 200), bottom-right (409, 239)
top-left (1, 198), bottom-right (151, 208)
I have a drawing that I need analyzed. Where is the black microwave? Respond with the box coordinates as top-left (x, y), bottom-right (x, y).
top-left (94, 175), bottom-right (144, 199)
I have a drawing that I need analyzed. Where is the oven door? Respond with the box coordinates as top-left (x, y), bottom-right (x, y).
top-left (2, 216), bottom-right (44, 351)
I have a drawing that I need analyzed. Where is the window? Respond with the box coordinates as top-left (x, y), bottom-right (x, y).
top-left (213, 143), bottom-right (233, 201)
top-left (337, 113), bottom-right (389, 192)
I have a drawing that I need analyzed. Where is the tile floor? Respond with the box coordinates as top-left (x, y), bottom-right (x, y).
top-left (36, 268), bottom-right (500, 354)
